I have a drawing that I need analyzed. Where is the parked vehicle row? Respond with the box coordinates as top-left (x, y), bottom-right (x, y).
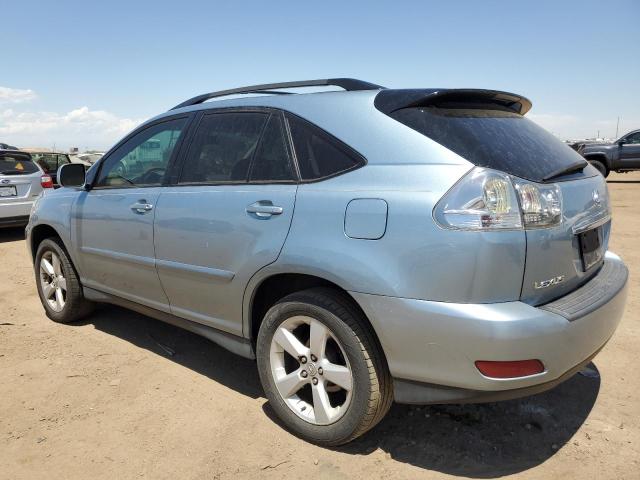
top-left (26, 79), bottom-right (628, 446)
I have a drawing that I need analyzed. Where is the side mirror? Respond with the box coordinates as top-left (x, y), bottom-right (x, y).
top-left (58, 163), bottom-right (86, 188)
top-left (618, 139), bottom-right (626, 146)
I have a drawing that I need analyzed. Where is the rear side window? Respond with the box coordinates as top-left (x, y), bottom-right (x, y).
top-left (389, 107), bottom-right (587, 182)
top-left (287, 114), bottom-right (363, 181)
top-left (0, 154), bottom-right (39, 174)
top-left (33, 153), bottom-right (58, 173)
top-left (249, 114), bottom-right (294, 182)
top-left (180, 112), bottom-right (267, 184)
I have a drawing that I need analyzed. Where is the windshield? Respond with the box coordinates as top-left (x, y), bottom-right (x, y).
top-left (389, 107), bottom-right (588, 182)
top-left (0, 153), bottom-right (39, 175)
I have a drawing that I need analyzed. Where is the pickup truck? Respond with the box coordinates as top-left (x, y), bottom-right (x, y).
top-left (575, 129), bottom-right (640, 177)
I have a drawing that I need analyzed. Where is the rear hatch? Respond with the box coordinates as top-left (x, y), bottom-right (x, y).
top-left (378, 89), bottom-right (609, 305)
top-left (0, 151), bottom-right (42, 201)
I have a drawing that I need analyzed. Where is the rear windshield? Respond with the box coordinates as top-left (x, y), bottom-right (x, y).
top-left (0, 153), bottom-right (39, 175)
top-left (389, 107), bottom-right (586, 182)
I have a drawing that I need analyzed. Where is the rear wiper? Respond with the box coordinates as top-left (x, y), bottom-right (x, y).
top-left (542, 160), bottom-right (588, 182)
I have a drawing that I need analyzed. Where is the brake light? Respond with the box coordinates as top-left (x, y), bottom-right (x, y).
top-left (475, 359), bottom-right (544, 378)
top-left (41, 175), bottom-right (54, 189)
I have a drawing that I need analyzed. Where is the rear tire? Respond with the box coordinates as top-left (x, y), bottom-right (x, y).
top-left (256, 287), bottom-right (393, 446)
top-left (35, 237), bottom-right (93, 323)
top-left (589, 160), bottom-right (609, 177)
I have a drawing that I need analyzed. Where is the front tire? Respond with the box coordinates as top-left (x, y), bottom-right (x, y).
top-left (256, 288), bottom-right (392, 446)
top-left (35, 238), bottom-right (93, 323)
top-left (589, 160), bottom-right (609, 177)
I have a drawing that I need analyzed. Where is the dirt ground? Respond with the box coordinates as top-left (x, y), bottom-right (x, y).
top-left (1, 172), bottom-right (638, 480)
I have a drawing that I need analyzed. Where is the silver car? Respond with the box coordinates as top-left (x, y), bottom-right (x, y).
top-left (26, 79), bottom-right (628, 445)
top-left (1, 150), bottom-right (52, 228)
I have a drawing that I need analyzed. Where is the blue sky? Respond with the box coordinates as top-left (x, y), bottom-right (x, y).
top-left (1, 0), bottom-right (639, 150)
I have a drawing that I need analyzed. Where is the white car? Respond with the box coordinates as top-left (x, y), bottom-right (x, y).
top-left (0, 150), bottom-right (52, 228)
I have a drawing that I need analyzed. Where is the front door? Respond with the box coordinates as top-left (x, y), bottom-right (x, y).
top-left (153, 111), bottom-right (297, 335)
top-left (619, 131), bottom-right (640, 169)
top-left (73, 116), bottom-right (188, 312)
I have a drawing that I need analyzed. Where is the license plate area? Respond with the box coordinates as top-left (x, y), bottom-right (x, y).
top-left (0, 186), bottom-right (17, 197)
top-left (578, 226), bottom-right (604, 271)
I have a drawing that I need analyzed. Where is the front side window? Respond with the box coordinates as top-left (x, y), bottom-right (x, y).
top-left (180, 112), bottom-right (267, 184)
top-left (286, 114), bottom-right (363, 181)
top-left (624, 132), bottom-right (640, 144)
top-left (96, 118), bottom-right (186, 187)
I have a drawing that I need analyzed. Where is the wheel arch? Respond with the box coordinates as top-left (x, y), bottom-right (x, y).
top-left (29, 223), bottom-right (67, 262)
top-left (244, 271), bottom-right (385, 356)
top-left (584, 152), bottom-right (610, 167)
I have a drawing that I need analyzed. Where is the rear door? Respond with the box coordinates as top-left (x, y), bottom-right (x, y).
top-left (73, 116), bottom-right (189, 311)
top-left (619, 131), bottom-right (640, 169)
top-left (153, 110), bottom-right (297, 335)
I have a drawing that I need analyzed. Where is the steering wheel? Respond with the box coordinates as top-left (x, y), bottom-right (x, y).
top-left (136, 167), bottom-right (166, 184)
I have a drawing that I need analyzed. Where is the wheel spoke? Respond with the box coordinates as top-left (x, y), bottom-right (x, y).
top-left (273, 327), bottom-right (309, 359)
top-left (52, 253), bottom-right (62, 276)
top-left (322, 363), bottom-right (352, 391)
top-left (55, 288), bottom-right (65, 310)
top-left (312, 381), bottom-right (333, 423)
top-left (41, 258), bottom-right (55, 276)
top-left (42, 282), bottom-right (55, 299)
top-left (57, 277), bottom-right (67, 291)
top-left (309, 319), bottom-right (329, 359)
top-left (275, 370), bottom-right (306, 398)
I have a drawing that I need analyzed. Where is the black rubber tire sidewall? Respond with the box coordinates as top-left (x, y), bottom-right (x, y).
top-left (256, 294), bottom-right (380, 446)
top-left (35, 238), bottom-right (92, 323)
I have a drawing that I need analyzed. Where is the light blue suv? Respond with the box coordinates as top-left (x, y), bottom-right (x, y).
top-left (27, 79), bottom-right (628, 445)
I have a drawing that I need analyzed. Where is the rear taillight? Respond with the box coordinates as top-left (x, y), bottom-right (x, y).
top-left (41, 175), bottom-right (54, 189)
top-left (475, 359), bottom-right (545, 378)
top-left (434, 167), bottom-right (563, 231)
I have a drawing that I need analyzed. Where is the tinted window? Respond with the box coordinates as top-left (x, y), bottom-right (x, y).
top-left (624, 132), bottom-right (640, 144)
top-left (33, 153), bottom-right (58, 173)
top-left (180, 112), bottom-right (267, 184)
top-left (287, 114), bottom-right (362, 181)
top-left (0, 153), bottom-right (39, 174)
top-left (58, 154), bottom-right (71, 165)
top-left (96, 118), bottom-right (186, 187)
top-left (389, 107), bottom-right (588, 182)
top-left (250, 114), bottom-right (294, 182)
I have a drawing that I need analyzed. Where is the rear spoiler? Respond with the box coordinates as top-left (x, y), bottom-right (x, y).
top-left (374, 89), bottom-right (532, 115)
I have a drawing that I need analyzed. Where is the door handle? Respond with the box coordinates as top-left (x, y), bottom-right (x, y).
top-left (246, 201), bottom-right (283, 218)
top-left (130, 201), bottom-right (154, 214)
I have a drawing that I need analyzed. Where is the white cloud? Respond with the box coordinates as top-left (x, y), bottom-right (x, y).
top-left (0, 86), bottom-right (143, 150)
top-left (0, 86), bottom-right (37, 104)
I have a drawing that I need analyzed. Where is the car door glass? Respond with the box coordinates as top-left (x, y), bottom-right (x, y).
top-left (179, 112), bottom-right (267, 184)
top-left (96, 118), bottom-right (187, 187)
top-left (625, 133), bottom-right (640, 144)
top-left (286, 114), bottom-right (363, 181)
top-left (249, 114), bottom-right (294, 182)
top-left (58, 154), bottom-right (71, 166)
top-left (35, 153), bottom-right (58, 173)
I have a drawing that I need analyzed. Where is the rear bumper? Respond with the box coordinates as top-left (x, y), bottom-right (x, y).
top-left (351, 251), bottom-right (628, 404)
top-left (0, 200), bottom-right (33, 226)
top-left (0, 215), bottom-right (30, 228)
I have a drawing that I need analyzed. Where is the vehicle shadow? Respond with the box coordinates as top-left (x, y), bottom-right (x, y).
top-left (75, 305), bottom-right (263, 399)
top-left (0, 227), bottom-right (25, 243)
top-left (263, 367), bottom-right (600, 478)
top-left (77, 305), bottom-right (600, 478)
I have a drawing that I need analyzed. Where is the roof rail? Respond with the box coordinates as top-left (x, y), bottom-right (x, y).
top-left (170, 78), bottom-right (385, 110)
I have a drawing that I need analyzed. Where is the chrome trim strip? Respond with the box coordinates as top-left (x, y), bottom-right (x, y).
top-left (155, 258), bottom-right (235, 282)
top-left (80, 246), bottom-right (156, 268)
top-left (572, 214), bottom-right (611, 234)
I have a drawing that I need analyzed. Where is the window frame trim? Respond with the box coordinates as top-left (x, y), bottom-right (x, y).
top-left (172, 106), bottom-right (299, 187)
top-left (88, 113), bottom-right (194, 191)
top-left (283, 111), bottom-right (367, 184)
